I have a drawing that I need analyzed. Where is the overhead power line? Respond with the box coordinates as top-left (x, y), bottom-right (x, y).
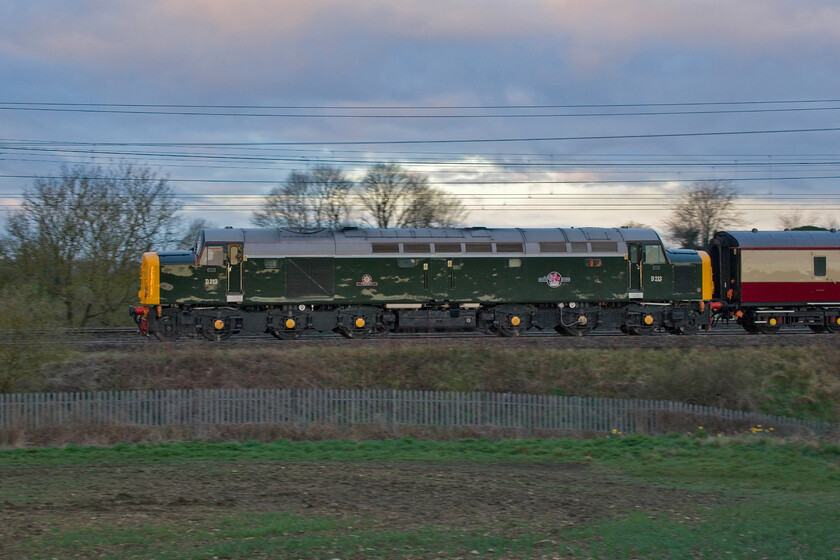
top-left (3, 105), bottom-right (840, 118)
top-left (2, 173), bottom-right (840, 185)
top-left (3, 126), bottom-right (840, 148)
top-left (3, 98), bottom-right (840, 109)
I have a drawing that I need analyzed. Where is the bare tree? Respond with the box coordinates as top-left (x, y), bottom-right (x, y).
top-left (252, 165), bottom-right (353, 229)
top-left (359, 163), bottom-right (466, 228)
top-left (664, 181), bottom-right (740, 249)
top-left (4, 164), bottom-right (182, 326)
top-left (620, 221), bottom-right (650, 229)
top-left (777, 210), bottom-right (837, 231)
top-left (175, 218), bottom-right (213, 251)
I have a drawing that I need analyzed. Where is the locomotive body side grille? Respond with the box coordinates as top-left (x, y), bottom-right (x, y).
top-left (285, 258), bottom-right (335, 298)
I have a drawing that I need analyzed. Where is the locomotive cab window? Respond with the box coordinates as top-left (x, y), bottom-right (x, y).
top-left (200, 245), bottom-right (224, 266)
top-left (228, 245), bottom-right (242, 265)
top-left (629, 245), bottom-right (642, 264)
top-left (644, 244), bottom-right (667, 264)
top-left (814, 256), bottom-right (827, 277)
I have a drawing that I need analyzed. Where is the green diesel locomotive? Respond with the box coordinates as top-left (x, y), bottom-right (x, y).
top-left (129, 226), bottom-right (713, 341)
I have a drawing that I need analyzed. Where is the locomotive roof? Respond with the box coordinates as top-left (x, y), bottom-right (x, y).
top-left (714, 230), bottom-right (840, 249)
top-left (197, 226), bottom-right (662, 257)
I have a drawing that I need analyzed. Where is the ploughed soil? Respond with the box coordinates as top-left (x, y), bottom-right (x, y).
top-left (0, 460), bottom-right (721, 557)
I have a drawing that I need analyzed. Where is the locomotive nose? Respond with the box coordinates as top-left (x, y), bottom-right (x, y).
top-left (138, 252), bottom-right (160, 305)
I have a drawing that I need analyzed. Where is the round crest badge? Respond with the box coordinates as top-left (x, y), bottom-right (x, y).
top-left (356, 274), bottom-right (378, 287)
top-left (538, 271), bottom-right (570, 288)
top-left (545, 271), bottom-right (563, 288)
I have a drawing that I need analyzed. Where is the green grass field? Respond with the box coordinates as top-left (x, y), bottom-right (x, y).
top-left (2, 435), bottom-right (838, 559)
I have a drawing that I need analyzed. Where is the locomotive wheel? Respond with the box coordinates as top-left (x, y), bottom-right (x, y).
top-left (334, 326), bottom-right (373, 339)
top-left (153, 320), bottom-right (181, 342)
top-left (270, 328), bottom-right (302, 340)
top-left (201, 329), bottom-right (233, 342)
top-left (674, 312), bottom-right (701, 335)
top-left (756, 323), bottom-right (781, 335)
top-left (625, 325), bottom-right (654, 336)
top-left (555, 323), bottom-right (593, 337)
top-left (498, 325), bottom-right (525, 337)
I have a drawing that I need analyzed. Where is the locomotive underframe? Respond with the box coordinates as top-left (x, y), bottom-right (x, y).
top-left (135, 300), bottom-right (711, 341)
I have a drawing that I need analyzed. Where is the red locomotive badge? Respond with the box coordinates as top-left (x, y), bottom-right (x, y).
top-left (538, 271), bottom-right (570, 288)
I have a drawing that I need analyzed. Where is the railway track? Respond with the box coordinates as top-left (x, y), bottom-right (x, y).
top-left (4, 324), bottom-right (837, 351)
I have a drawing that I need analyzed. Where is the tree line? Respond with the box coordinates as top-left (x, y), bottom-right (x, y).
top-left (1, 161), bottom-right (833, 330)
top-left (0, 162), bottom-right (466, 328)
top-left (251, 163), bottom-right (465, 229)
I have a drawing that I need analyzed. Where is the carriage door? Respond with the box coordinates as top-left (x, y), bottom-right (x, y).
top-left (227, 243), bottom-right (244, 303)
top-left (627, 243), bottom-right (644, 299)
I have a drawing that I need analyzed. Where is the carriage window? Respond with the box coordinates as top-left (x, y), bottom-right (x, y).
top-left (814, 256), bottom-right (827, 277)
top-left (200, 245), bottom-right (224, 266)
top-left (644, 244), bottom-right (667, 264)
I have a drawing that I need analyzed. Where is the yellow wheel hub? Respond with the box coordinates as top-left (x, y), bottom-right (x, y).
top-left (644, 315), bottom-right (654, 326)
top-left (285, 318), bottom-right (296, 329)
top-left (510, 316), bottom-right (521, 327)
top-left (213, 319), bottom-right (225, 330)
top-left (355, 317), bottom-right (366, 329)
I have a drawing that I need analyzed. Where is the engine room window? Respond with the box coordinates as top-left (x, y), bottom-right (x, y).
top-left (590, 242), bottom-right (618, 252)
top-left (465, 243), bottom-right (493, 253)
top-left (200, 245), bottom-right (224, 266)
top-left (397, 258), bottom-right (419, 268)
top-left (264, 259), bottom-right (281, 269)
top-left (496, 242), bottom-right (524, 252)
top-left (506, 258), bottom-right (522, 268)
top-left (434, 243), bottom-right (462, 253)
top-left (539, 242), bottom-right (567, 252)
top-left (404, 243), bottom-right (431, 253)
top-left (372, 243), bottom-right (400, 253)
top-left (571, 242), bottom-right (589, 253)
top-left (814, 256), bottom-right (827, 277)
top-left (644, 244), bottom-right (667, 264)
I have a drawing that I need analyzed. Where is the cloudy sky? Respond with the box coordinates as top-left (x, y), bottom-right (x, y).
top-left (2, 0), bottom-right (840, 239)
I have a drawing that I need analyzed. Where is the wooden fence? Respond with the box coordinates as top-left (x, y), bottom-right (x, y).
top-left (0, 389), bottom-right (834, 436)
